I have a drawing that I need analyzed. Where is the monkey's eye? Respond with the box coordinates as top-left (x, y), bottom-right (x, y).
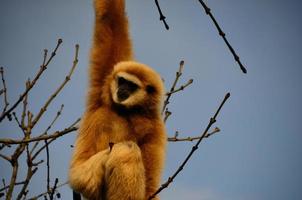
top-left (117, 77), bottom-right (138, 92)
top-left (117, 77), bottom-right (127, 85)
top-left (146, 85), bottom-right (156, 94)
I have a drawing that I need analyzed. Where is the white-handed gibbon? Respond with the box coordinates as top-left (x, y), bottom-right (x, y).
top-left (68, 0), bottom-right (167, 200)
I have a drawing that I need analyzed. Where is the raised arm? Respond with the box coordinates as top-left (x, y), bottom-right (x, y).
top-left (88, 0), bottom-right (133, 111)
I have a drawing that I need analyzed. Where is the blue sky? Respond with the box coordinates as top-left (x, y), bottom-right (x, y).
top-left (0, 0), bottom-right (302, 199)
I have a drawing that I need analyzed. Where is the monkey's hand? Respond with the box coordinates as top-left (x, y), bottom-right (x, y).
top-left (69, 148), bottom-right (110, 199)
top-left (106, 141), bottom-right (143, 166)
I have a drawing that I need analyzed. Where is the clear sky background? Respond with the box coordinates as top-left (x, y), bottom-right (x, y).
top-left (0, 0), bottom-right (302, 200)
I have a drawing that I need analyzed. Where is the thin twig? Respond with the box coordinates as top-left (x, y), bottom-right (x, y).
top-left (12, 112), bottom-right (26, 135)
top-left (0, 39), bottom-right (63, 122)
top-left (162, 61), bottom-right (193, 123)
top-left (32, 159), bottom-right (44, 167)
top-left (16, 167), bottom-right (38, 200)
top-left (0, 144), bottom-right (11, 151)
top-left (165, 79), bottom-right (193, 96)
top-left (162, 60), bottom-right (184, 114)
top-left (0, 181), bottom-right (26, 193)
top-left (14, 121), bottom-right (35, 200)
top-left (44, 104), bottom-right (64, 135)
top-left (197, 0), bottom-right (247, 73)
top-left (28, 181), bottom-right (68, 200)
top-left (30, 44), bottom-right (79, 129)
top-left (29, 104), bottom-right (64, 158)
top-left (0, 67), bottom-right (9, 116)
top-left (42, 49), bottom-right (48, 66)
top-left (154, 0), bottom-right (169, 30)
top-left (1, 179), bottom-right (7, 196)
top-left (168, 127), bottom-right (220, 142)
top-left (149, 93), bottom-right (230, 199)
top-left (0, 122), bottom-right (79, 145)
top-left (45, 140), bottom-right (50, 192)
top-left (49, 178), bottom-right (58, 200)
top-left (21, 80), bottom-right (30, 128)
top-left (21, 191), bottom-right (28, 200)
top-left (163, 108), bottom-right (172, 123)
top-left (0, 153), bottom-right (11, 162)
top-left (32, 118), bottom-right (80, 160)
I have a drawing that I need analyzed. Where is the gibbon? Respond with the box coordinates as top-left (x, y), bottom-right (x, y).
top-left (68, 0), bottom-right (167, 200)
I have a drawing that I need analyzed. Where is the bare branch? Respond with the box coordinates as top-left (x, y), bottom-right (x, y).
top-left (1, 179), bottom-right (8, 196)
top-left (0, 67), bottom-right (9, 116)
top-left (168, 127), bottom-right (220, 142)
top-left (16, 167), bottom-right (38, 200)
top-left (197, 0), bottom-right (247, 73)
top-left (0, 119), bottom-right (79, 145)
top-left (154, 0), bottom-right (169, 30)
top-left (12, 112), bottom-right (26, 136)
top-left (0, 181), bottom-right (26, 193)
top-left (21, 80), bottom-right (30, 129)
top-left (31, 118), bottom-right (80, 160)
top-left (32, 159), bottom-right (44, 167)
top-left (165, 79), bottom-right (193, 96)
top-left (162, 61), bottom-right (193, 114)
top-left (42, 49), bottom-right (48, 66)
top-left (49, 178), bottom-right (58, 200)
top-left (149, 93), bottom-right (230, 199)
top-left (44, 104), bottom-right (64, 135)
top-left (28, 181), bottom-right (68, 200)
top-left (163, 108), bottom-right (172, 123)
top-left (0, 39), bottom-right (63, 122)
top-left (29, 104), bottom-right (64, 158)
top-left (31, 44), bottom-right (79, 129)
top-left (0, 153), bottom-right (11, 162)
top-left (0, 42), bottom-right (81, 200)
top-left (0, 144), bottom-right (11, 151)
top-left (45, 140), bottom-right (50, 193)
top-left (6, 160), bottom-right (19, 200)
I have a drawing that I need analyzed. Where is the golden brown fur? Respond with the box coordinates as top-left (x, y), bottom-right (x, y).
top-left (68, 0), bottom-right (167, 199)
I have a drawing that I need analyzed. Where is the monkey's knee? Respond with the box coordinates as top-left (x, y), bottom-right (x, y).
top-left (105, 141), bottom-right (145, 200)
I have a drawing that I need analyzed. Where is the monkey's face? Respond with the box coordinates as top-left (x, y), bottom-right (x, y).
top-left (111, 72), bottom-right (147, 107)
top-left (109, 61), bottom-right (164, 112)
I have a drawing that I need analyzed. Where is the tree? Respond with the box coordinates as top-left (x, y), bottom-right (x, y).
top-left (0, 1), bottom-right (247, 199)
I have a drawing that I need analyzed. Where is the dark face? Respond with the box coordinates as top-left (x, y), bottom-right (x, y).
top-left (117, 76), bottom-right (138, 102)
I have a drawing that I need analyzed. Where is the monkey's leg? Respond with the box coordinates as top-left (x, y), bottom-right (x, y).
top-left (104, 141), bottom-right (146, 200)
top-left (69, 148), bottom-right (110, 200)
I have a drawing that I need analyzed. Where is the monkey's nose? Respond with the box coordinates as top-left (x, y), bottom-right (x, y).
top-left (117, 89), bottom-right (129, 102)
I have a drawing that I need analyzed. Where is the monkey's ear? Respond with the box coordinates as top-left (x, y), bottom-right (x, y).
top-left (146, 85), bottom-right (156, 94)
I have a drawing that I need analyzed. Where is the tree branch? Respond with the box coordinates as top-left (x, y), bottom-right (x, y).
top-left (0, 67), bottom-right (9, 117)
top-left (0, 39), bottom-right (63, 122)
top-left (28, 180), bottom-right (68, 200)
top-left (29, 104), bottom-right (64, 157)
top-left (0, 120), bottom-right (79, 145)
top-left (197, 0), bottom-right (247, 73)
top-left (30, 44), bottom-right (79, 129)
top-left (162, 60), bottom-right (193, 115)
top-left (45, 140), bottom-right (50, 193)
top-left (149, 93), bottom-right (230, 199)
top-left (31, 118), bottom-right (80, 161)
top-left (154, 0), bottom-right (169, 30)
top-left (168, 127), bottom-right (220, 142)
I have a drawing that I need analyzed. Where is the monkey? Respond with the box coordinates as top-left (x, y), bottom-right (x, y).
top-left (68, 0), bottom-right (167, 200)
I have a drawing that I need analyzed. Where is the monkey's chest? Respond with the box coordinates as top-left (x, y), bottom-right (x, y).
top-left (96, 115), bottom-right (150, 149)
